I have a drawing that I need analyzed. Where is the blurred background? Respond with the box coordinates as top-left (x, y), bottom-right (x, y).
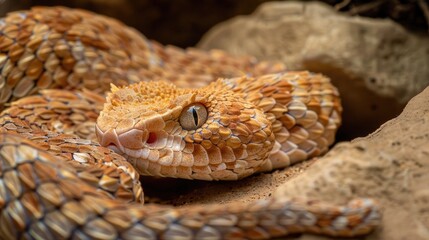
top-left (1, 0), bottom-right (428, 48)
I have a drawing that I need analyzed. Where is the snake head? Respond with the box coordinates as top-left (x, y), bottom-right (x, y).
top-left (96, 78), bottom-right (275, 180)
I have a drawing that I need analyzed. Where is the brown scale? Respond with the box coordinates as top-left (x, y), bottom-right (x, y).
top-left (0, 6), bottom-right (380, 239)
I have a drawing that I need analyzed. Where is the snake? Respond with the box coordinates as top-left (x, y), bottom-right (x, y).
top-left (0, 6), bottom-right (380, 239)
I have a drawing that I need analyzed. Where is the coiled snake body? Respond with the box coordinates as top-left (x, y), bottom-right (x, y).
top-left (0, 7), bottom-right (380, 239)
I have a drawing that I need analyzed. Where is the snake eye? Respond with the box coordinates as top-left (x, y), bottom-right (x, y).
top-left (179, 103), bottom-right (208, 130)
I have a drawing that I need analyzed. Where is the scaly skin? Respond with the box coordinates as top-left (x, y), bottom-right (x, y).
top-left (0, 6), bottom-right (379, 239)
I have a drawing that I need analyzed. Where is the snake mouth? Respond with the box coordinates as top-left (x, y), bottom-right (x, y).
top-left (106, 143), bottom-right (120, 152)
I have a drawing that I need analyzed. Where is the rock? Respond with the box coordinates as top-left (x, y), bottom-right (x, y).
top-left (273, 85), bottom-right (429, 240)
top-left (198, 1), bottom-right (429, 140)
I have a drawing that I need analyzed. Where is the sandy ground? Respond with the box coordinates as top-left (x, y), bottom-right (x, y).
top-left (142, 158), bottom-right (316, 206)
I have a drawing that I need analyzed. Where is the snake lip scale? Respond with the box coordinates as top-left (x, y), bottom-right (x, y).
top-left (0, 6), bottom-right (380, 239)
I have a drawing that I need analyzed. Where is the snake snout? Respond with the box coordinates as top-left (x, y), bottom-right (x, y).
top-left (95, 125), bottom-right (124, 153)
top-left (96, 124), bottom-right (162, 157)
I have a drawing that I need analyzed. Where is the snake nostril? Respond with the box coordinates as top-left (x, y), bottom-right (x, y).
top-left (146, 132), bottom-right (157, 144)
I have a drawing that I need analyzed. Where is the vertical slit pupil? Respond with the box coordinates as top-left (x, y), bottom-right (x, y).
top-left (192, 107), bottom-right (198, 126)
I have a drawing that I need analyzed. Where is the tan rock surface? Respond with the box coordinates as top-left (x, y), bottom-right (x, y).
top-left (198, 1), bottom-right (429, 140)
top-left (146, 86), bottom-right (429, 239)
